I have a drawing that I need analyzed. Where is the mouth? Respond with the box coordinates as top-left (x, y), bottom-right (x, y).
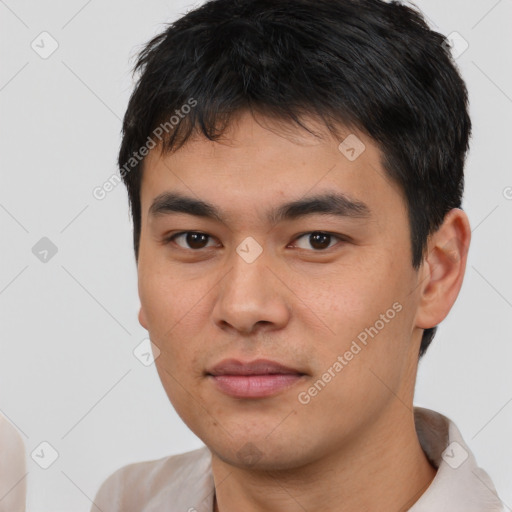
top-left (206, 358), bottom-right (307, 399)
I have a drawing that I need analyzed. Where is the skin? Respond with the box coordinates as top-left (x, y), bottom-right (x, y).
top-left (136, 110), bottom-right (471, 511)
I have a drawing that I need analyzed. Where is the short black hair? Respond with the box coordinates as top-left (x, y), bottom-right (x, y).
top-left (119, 0), bottom-right (471, 358)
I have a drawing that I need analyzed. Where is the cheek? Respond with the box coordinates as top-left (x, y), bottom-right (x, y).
top-left (138, 265), bottom-right (212, 370)
top-left (302, 257), bottom-right (413, 367)
top-left (139, 261), bottom-right (197, 330)
top-left (292, 263), bottom-right (395, 333)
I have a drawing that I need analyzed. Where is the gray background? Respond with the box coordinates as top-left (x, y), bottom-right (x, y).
top-left (0, 0), bottom-right (510, 510)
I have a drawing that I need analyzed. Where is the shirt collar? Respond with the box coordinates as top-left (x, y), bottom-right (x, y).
top-left (410, 407), bottom-right (505, 511)
top-left (191, 407), bottom-right (505, 511)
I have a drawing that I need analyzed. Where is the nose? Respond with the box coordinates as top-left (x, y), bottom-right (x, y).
top-left (212, 245), bottom-right (291, 336)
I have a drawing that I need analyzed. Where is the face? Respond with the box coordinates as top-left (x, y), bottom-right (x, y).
top-left (137, 111), bottom-right (426, 470)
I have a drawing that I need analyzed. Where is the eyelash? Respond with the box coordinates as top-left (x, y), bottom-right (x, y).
top-left (164, 231), bottom-right (347, 252)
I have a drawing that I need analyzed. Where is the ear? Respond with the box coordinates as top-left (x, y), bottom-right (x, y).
top-left (415, 208), bottom-right (471, 330)
top-left (138, 306), bottom-right (149, 330)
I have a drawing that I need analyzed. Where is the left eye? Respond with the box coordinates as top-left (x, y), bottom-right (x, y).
top-left (169, 232), bottom-right (218, 250)
top-left (292, 232), bottom-right (342, 250)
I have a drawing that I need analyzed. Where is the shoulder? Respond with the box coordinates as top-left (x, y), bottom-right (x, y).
top-left (0, 414), bottom-right (26, 511)
top-left (91, 446), bottom-right (212, 512)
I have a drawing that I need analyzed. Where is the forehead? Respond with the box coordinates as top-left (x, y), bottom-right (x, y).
top-left (139, 111), bottom-right (405, 224)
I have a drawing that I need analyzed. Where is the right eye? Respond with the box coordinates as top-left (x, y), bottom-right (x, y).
top-left (166, 231), bottom-right (219, 250)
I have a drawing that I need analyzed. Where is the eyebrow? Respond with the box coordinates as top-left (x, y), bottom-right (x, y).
top-left (148, 191), bottom-right (372, 224)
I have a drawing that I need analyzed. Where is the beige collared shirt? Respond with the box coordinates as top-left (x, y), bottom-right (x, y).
top-left (0, 414), bottom-right (26, 512)
top-left (91, 407), bottom-right (506, 511)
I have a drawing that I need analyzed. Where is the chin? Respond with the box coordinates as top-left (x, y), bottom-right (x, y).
top-left (206, 433), bottom-right (320, 472)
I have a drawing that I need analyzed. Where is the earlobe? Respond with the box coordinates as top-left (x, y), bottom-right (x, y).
top-left (138, 306), bottom-right (149, 330)
top-left (415, 208), bottom-right (471, 330)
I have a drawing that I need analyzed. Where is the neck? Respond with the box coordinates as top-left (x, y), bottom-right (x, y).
top-left (211, 404), bottom-right (436, 512)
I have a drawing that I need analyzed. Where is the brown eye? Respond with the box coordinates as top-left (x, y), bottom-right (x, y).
top-left (293, 231), bottom-right (341, 250)
top-left (309, 232), bottom-right (331, 249)
top-left (171, 232), bottom-right (214, 249)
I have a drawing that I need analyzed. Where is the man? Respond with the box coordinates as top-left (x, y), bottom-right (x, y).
top-left (92, 0), bottom-right (505, 509)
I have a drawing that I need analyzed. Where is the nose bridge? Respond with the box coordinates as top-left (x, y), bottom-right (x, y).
top-left (229, 249), bottom-right (268, 297)
top-left (224, 244), bottom-right (273, 308)
top-left (213, 241), bottom-right (290, 333)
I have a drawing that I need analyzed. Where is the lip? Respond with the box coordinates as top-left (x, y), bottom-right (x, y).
top-left (206, 358), bottom-right (306, 398)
